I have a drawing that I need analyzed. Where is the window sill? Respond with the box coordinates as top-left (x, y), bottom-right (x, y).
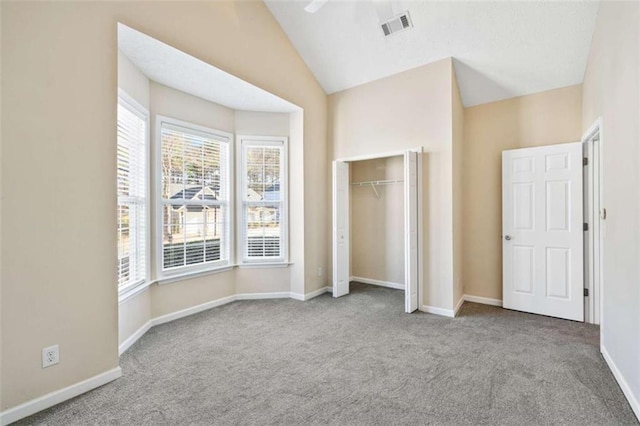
top-left (237, 262), bottom-right (292, 269)
top-left (118, 280), bottom-right (152, 304)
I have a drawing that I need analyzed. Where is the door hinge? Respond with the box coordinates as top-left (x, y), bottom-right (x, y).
top-left (584, 288), bottom-right (589, 297)
top-left (583, 157), bottom-right (588, 166)
top-left (583, 223), bottom-right (588, 231)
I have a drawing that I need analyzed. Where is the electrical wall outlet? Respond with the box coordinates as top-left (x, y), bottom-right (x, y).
top-left (42, 345), bottom-right (59, 368)
top-left (317, 266), bottom-right (323, 277)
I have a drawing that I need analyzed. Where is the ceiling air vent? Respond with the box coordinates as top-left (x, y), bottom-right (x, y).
top-left (380, 11), bottom-right (413, 37)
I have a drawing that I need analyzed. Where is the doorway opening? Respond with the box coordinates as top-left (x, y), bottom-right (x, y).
top-left (332, 149), bottom-right (421, 313)
top-left (582, 119), bottom-right (604, 326)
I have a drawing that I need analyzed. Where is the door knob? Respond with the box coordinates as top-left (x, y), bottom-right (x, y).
top-left (505, 235), bottom-right (512, 240)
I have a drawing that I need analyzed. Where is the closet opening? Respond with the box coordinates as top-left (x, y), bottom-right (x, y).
top-left (332, 149), bottom-right (421, 313)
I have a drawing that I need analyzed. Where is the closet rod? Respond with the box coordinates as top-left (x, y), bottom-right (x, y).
top-left (350, 179), bottom-right (404, 186)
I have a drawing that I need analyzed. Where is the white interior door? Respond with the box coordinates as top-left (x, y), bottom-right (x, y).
top-left (404, 151), bottom-right (419, 313)
top-left (332, 161), bottom-right (350, 298)
top-left (502, 142), bottom-right (584, 321)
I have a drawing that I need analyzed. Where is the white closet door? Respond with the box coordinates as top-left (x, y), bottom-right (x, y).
top-left (333, 161), bottom-right (350, 298)
top-left (502, 142), bottom-right (583, 321)
top-left (404, 151), bottom-right (419, 313)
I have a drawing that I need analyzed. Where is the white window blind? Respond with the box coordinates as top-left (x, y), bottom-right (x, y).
top-left (159, 118), bottom-right (231, 275)
top-left (239, 137), bottom-right (287, 263)
top-left (117, 96), bottom-right (148, 291)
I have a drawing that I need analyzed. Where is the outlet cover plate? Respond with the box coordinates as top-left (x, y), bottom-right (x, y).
top-left (42, 345), bottom-right (59, 368)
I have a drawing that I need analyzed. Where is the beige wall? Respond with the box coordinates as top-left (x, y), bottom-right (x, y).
top-left (350, 156), bottom-right (404, 286)
top-left (118, 289), bottom-right (151, 347)
top-left (452, 69), bottom-right (464, 307)
top-left (118, 50), bottom-right (149, 107)
top-left (1, 1), bottom-right (326, 411)
top-left (462, 84), bottom-right (583, 301)
top-left (235, 111), bottom-right (290, 136)
top-left (582, 0), bottom-right (640, 410)
top-left (329, 58), bottom-right (455, 310)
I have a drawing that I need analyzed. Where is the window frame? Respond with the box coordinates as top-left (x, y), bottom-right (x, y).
top-left (236, 135), bottom-right (288, 265)
top-left (155, 115), bottom-right (234, 280)
top-left (117, 89), bottom-right (151, 300)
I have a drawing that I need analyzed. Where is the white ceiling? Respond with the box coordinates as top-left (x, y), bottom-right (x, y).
top-left (264, 1), bottom-right (600, 107)
top-left (117, 24), bottom-right (300, 113)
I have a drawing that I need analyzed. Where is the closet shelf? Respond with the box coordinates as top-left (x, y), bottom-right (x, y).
top-left (351, 179), bottom-right (404, 186)
top-left (351, 179), bottom-right (403, 199)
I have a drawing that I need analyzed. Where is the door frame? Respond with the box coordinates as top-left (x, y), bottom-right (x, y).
top-left (333, 148), bottom-right (423, 312)
top-left (582, 118), bottom-right (604, 328)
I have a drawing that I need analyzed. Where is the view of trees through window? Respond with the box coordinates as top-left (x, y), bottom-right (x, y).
top-left (161, 124), bottom-right (228, 270)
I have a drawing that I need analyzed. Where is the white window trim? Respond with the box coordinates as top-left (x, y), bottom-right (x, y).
top-left (117, 89), bottom-right (151, 302)
top-left (236, 135), bottom-right (289, 265)
top-left (154, 115), bottom-right (234, 281)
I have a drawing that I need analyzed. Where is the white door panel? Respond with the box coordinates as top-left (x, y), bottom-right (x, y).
top-left (333, 161), bottom-right (349, 298)
top-left (502, 143), bottom-right (583, 321)
top-left (404, 151), bottom-right (419, 313)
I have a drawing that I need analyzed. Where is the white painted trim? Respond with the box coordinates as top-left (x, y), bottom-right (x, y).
top-left (463, 294), bottom-right (503, 307)
top-left (335, 146), bottom-right (423, 163)
top-left (119, 321), bottom-right (152, 355)
top-left (154, 114), bottom-right (234, 282)
top-left (420, 305), bottom-right (455, 318)
top-left (151, 295), bottom-right (237, 326)
top-left (291, 286), bottom-right (331, 301)
top-left (0, 367), bottom-right (122, 426)
top-left (601, 345), bottom-right (640, 421)
top-left (236, 135), bottom-right (289, 265)
top-left (581, 118), bottom-right (604, 328)
top-left (236, 292), bottom-right (291, 300)
top-left (237, 262), bottom-right (292, 269)
top-left (350, 276), bottom-right (404, 290)
top-left (453, 296), bottom-right (465, 316)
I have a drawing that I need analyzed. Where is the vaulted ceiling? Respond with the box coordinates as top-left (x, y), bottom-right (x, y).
top-left (264, 1), bottom-right (599, 107)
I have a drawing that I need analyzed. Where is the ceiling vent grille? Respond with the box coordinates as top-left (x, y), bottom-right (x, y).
top-left (381, 11), bottom-right (413, 37)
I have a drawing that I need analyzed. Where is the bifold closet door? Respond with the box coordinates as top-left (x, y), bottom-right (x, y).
top-left (332, 161), bottom-right (350, 298)
top-left (404, 151), bottom-right (419, 313)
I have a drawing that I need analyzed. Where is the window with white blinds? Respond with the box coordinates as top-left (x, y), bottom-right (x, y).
top-left (158, 117), bottom-right (232, 276)
top-left (117, 94), bottom-right (148, 292)
top-left (238, 136), bottom-right (287, 263)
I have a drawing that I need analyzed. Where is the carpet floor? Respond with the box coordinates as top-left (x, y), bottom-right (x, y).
top-left (17, 282), bottom-right (638, 425)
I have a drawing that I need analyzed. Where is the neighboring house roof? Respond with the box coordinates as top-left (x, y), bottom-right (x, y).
top-left (263, 183), bottom-right (280, 201)
top-left (170, 185), bottom-right (219, 212)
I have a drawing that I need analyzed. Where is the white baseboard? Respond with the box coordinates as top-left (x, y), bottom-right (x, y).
top-left (420, 304), bottom-right (455, 318)
top-left (601, 345), bottom-right (640, 420)
top-left (350, 276), bottom-right (405, 290)
top-left (453, 296), bottom-right (465, 316)
top-left (151, 295), bottom-right (237, 327)
top-left (236, 291), bottom-right (291, 300)
top-left (120, 289), bottom-right (330, 355)
top-left (291, 286), bottom-right (331, 301)
top-left (0, 367), bottom-right (122, 426)
top-left (463, 294), bottom-right (503, 307)
top-left (119, 321), bottom-right (152, 355)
